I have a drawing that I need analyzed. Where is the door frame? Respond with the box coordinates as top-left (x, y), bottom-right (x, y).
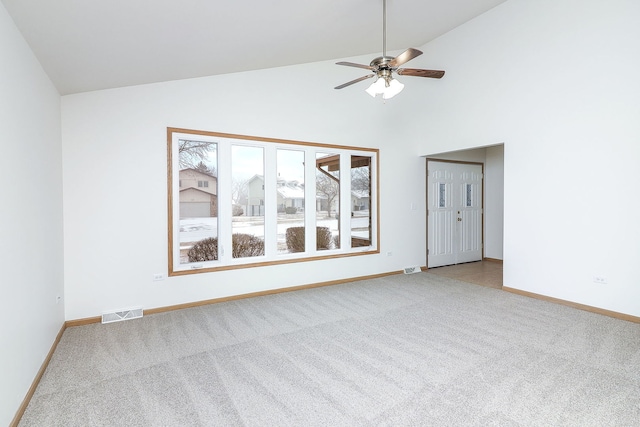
top-left (426, 158), bottom-right (485, 269)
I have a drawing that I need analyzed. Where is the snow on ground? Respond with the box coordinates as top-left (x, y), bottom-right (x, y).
top-left (179, 213), bottom-right (369, 247)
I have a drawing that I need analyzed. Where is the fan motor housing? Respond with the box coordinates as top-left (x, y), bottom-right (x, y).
top-left (370, 56), bottom-right (395, 70)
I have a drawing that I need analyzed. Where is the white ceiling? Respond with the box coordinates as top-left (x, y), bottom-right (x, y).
top-left (2, 0), bottom-right (508, 95)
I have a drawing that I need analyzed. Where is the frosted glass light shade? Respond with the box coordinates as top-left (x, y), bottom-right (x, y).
top-left (365, 76), bottom-right (404, 99)
top-left (382, 78), bottom-right (404, 99)
top-left (365, 78), bottom-right (386, 97)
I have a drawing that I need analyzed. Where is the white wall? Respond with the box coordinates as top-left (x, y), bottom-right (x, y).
top-left (408, 0), bottom-right (640, 316)
top-left (0, 3), bottom-right (63, 425)
top-left (427, 147), bottom-right (487, 163)
top-left (61, 60), bottom-right (429, 320)
top-left (61, 0), bottom-right (640, 323)
top-left (485, 145), bottom-right (504, 259)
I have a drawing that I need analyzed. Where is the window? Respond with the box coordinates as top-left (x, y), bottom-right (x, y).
top-left (277, 148), bottom-right (305, 254)
top-left (351, 155), bottom-right (371, 247)
top-left (316, 152), bottom-right (340, 251)
top-left (232, 145), bottom-right (264, 258)
top-left (438, 183), bottom-right (446, 208)
top-left (168, 128), bottom-right (379, 275)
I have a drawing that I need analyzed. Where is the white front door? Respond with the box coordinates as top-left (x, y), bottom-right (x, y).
top-left (427, 161), bottom-right (483, 268)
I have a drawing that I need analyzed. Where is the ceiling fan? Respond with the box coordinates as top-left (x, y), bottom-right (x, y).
top-left (335, 0), bottom-right (445, 99)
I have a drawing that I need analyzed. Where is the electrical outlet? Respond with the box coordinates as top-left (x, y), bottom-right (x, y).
top-left (386, 251), bottom-right (392, 256)
top-left (152, 273), bottom-right (165, 282)
top-left (593, 275), bottom-right (607, 284)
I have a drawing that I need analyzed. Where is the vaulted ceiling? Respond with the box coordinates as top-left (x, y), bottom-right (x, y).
top-left (2, 0), bottom-right (508, 94)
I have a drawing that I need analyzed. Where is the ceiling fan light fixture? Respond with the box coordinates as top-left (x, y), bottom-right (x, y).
top-left (334, 0), bottom-right (444, 97)
top-left (365, 75), bottom-right (404, 99)
top-left (365, 77), bottom-right (386, 97)
top-left (383, 78), bottom-right (404, 99)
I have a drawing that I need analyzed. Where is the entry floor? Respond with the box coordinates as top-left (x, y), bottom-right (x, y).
top-left (427, 260), bottom-right (503, 289)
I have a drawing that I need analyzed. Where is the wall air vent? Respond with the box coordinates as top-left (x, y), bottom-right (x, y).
top-left (403, 266), bottom-right (422, 274)
top-left (101, 307), bottom-right (143, 324)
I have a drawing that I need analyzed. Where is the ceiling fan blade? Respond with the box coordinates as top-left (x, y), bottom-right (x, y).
top-left (397, 68), bottom-right (445, 79)
top-left (388, 48), bottom-right (423, 68)
top-left (336, 61), bottom-right (374, 70)
top-left (334, 74), bottom-right (374, 90)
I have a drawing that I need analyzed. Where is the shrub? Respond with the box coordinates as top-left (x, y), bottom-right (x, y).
top-left (286, 227), bottom-right (304, 253)
top-left (187, 233), bottom-right (264, 262)
top-left (317, 227), bottom-right (332, 250)
top-left (286, 227), bottom-right (332, 253)
top-left (188, 237), bottom-right (218, 262)
top-left (230, 233), bottom-right (264, 258)
top-left (232, 204), bottom-right (244, 216)
top-left (285, 206), bottom-right (298, 214)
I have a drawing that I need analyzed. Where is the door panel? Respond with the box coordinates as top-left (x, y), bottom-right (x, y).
top-left (427, 167), bottom-right (456, 266)
top-left (428, 161), bottom-right (483, 268)
top-left (431, 209), bottom-right (455, 264)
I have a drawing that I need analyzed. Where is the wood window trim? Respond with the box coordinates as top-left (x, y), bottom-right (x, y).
top-left (167, 127), bottom-right (380, 276)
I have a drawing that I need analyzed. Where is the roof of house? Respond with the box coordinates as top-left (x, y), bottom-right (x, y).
top-left (180, 168), bottom-right (217, 179)
top-left (249, 174), bottom-right (369, 200)
top-left (351, 190), bottom-right (370, 199)
top-left (179, 187), bottom-right (217, 196)
top-left (278, 185), bottom-right (304, 200)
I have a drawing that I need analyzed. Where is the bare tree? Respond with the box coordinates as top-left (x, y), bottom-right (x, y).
top-left (179, 140), bottom-right (216, 170)
top-left (316, 172), bottom-right (339, 214)
top-left (231, 178), bottom-right (248, 205)
top-left (351, 166), bottom-right (370, 193)
top-left (194, 161), bottom-right (216, 176)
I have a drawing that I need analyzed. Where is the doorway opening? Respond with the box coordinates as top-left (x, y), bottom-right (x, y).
top-left (428, 260), bottom-right (503, 289)
top-left (425, 144), bottom-right (504, 287)
top-left (427, 160), bottom-right (483, 268)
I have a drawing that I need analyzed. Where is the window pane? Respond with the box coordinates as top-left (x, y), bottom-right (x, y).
top-left (276, 149), bottom-right (305, 254)
top-left (351, 155), bottom-right (371, 248)
top-left (232, 145), bottom-right (265, 258)
top-left (439, 183), bottom-right (446, 208)
top-left (178, 139), bottom-right (218, 264)
top-left (316, 152), bottom-right (340, 250)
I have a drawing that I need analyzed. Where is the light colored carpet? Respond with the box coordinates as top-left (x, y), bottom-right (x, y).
top-left (19, 273), bottom-right (640, 426)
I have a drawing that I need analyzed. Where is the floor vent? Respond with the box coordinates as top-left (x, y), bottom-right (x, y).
top-left (403, 266), bottom-right (422, 274)
top-left (102, 307), bottom-right (143, 324)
